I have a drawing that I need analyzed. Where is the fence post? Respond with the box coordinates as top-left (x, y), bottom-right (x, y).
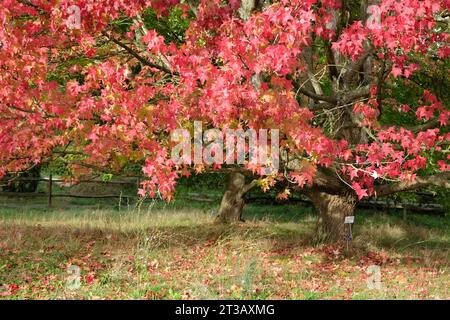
top-left (136, 176), bottom-right (141, 202)
top-left (48, 174), bottom-right (53, 207)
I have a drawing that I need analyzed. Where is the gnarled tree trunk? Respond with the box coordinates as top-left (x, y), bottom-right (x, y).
top-left (216, 172), bottom-right (256, 223)
top-left (306, 191), bottom-right (356, 243)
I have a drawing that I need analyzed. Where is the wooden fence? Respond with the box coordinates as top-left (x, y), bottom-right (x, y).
top-left (0, 176), bottom-right (446, 215)
top-left (0, 175), bottom-right (141, 206)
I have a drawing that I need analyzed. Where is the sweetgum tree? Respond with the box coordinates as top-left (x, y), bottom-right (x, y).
top-left (0, 0), bottom-right (449, 242)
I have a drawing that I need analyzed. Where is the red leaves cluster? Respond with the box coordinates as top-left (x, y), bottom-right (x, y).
top-left (359, 251), bottom-right (391, 267)
top-left (0, 284), bottom-right (20, 297)
top-left (0, 0), bottom-right (448, 200)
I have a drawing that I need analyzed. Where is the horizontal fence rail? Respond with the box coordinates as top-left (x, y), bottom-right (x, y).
top-left (0, 177), bottom-right (140, 184)
top-left (0, 175), bottom-right (142, 206)
top-left (0, 176), bottom-right (446, 215)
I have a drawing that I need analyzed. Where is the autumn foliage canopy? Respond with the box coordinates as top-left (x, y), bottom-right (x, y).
top-left (0, 0), bottom-right (449, 201)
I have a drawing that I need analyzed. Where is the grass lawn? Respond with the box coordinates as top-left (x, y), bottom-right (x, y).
top-left (0, 196), bottom-right (448, 300)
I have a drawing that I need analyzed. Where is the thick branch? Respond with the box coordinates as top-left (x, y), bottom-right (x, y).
top-left (294, 84), bottom-right (337, 104)
top-left (375, 59), bottom-right (389, 114)
top-left (375, 172), bottom-right (450, 197)
top-left (343, 47), bottom-right (374, 86)
top-left (325, 42), bottom-right (338, 79)
top-left (343, 85), bottom-right (370, 103)
top-left (241, 179), bottom-right (258, 195)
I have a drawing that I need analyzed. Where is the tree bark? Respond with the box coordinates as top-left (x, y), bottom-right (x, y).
top-left (306, 191), bottom-right (356, 243)
top-left (216, 172), bottom-right (256, 223)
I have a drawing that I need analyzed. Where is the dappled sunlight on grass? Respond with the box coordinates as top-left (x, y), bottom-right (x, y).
top-left (0, 204), bottom-right (448, 299)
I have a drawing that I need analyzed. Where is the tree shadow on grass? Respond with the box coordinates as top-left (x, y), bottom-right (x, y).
top-left (1, 204), bottom-right (448, 270)
top-left (2, 216), bottom-right (448, 269)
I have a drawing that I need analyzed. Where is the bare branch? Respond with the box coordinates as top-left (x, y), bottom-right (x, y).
top-left (102, 31), bottom-right (178, 76)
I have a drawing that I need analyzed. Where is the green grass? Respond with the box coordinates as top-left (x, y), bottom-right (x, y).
top-left (0, 196), bottom-right (448, 300)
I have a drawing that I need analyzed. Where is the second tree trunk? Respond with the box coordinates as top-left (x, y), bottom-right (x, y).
top-left (217, 172), bottom-right (250, 223)
top-left (307, 191), bottom-right (356, 243)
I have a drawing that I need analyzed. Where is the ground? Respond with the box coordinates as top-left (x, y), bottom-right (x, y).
top-left (0, 195), bottom-right (448, 300)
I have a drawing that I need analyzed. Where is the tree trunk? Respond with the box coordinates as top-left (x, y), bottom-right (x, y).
top-left (216, 172), bottom-right (255, 223)
top-left (307, 191), bottom-right (356, 243)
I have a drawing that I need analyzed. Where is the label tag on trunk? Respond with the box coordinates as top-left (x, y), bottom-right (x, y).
top-left (344, 216), bottom-right (355, 224)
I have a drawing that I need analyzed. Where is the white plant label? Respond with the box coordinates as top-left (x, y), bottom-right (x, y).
top-left (344, 216), bottom-right (355, 224)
